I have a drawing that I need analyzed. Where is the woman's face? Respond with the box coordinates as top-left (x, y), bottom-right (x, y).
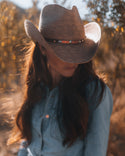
top-left (41, 46), bottom-right (79, 78)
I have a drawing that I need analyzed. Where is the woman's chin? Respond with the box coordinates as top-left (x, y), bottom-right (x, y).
top-left (62, 70), bottom-right (76, 77)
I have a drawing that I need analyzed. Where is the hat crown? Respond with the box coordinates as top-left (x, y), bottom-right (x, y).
top-left (39, 4), bottom-right (85, 40)
top-left (24, 4), bottom-right (101, 63)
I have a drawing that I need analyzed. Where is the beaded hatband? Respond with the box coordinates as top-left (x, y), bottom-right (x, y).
top-left (45, 38), bottom-right (85, 44)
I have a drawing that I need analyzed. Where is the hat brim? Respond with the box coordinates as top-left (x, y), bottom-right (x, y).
top-left (24, 20), bottom-right (101, 63)
top-left (47, 38), bottom-right (98, 63)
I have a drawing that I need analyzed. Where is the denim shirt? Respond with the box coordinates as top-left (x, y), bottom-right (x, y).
top-left (18, 80), bottom-right (113, 156)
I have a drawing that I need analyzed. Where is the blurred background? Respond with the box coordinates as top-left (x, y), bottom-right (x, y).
top-left (0, 0), bottom-right (125, 155)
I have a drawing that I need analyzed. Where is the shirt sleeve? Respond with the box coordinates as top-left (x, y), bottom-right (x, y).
top-left (17, 140), bottom-right (28, 156)
top-left (83, 85), bottom-right (113, 156)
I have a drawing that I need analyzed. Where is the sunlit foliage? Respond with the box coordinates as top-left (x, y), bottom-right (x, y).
top-left (84, 0), bottom-right (125, 93)
top-left (0, 0), bottom-right (39, 91)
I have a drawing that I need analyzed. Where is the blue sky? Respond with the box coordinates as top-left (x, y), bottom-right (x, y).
top-left (8, 0), bottom-right (89, 19)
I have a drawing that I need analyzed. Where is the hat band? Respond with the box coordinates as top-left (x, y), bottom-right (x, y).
top-left (45, 38), bottom-right (85, 44)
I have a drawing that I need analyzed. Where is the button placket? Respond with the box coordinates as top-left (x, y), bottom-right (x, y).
top-left (40, 86), bottom-right (60, 149)
top-left (39, 89), bottom-right (50, 149)
top-left (40, 87), bottom-right (57, 133)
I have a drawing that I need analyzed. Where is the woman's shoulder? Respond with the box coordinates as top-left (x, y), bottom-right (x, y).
top-left (99, 84), bottom-right (113, 115)
top-left (85, 76), bottom-right (113, 112)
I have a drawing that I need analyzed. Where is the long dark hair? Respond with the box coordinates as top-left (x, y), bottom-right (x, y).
top-left (8, 42), bottom-right (105, 147)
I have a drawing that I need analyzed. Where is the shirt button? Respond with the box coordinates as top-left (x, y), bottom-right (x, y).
top-left (45, 114), bottom-right (49, 118)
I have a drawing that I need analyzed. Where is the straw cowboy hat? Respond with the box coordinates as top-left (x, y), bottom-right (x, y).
top-left (24, 4), bottom-right (101, 63)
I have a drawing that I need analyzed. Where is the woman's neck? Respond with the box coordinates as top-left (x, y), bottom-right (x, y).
top-left (49, 66), bottom-right (62, 88)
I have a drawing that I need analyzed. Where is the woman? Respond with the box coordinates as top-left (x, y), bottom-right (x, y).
top-left (8, 4), bottom-right (113, 156)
